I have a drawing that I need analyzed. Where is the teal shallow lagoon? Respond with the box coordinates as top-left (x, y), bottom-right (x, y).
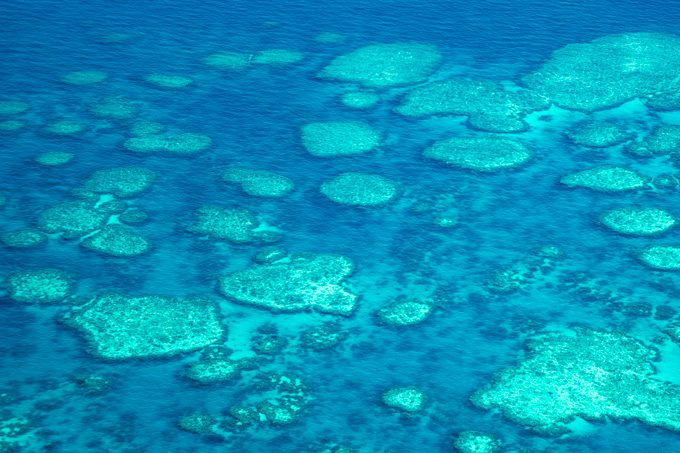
top-left (2, 0), bottom-right (680, 451)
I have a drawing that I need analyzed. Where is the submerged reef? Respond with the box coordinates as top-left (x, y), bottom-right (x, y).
top-left (253, 49), bottom-right (304, 65)
top-left (0, 119), bottom-right (24, 132)
top-left (184, 346), bottom-right (257, 384)
top-left (600, 207), bottom-right (676, 236)
top-left (1, 229), bottom-right (48, 248)
top-left (396, 78), bottom-right (548, 133)
top-left (63, 294), bottom-right (223, 360)
top-left (382, 387), bottom-right (426, 413)
top-left (222, 168), bottom-right (294, 198)
top-left (471, 328), bottom-right (680, 434)
top-left (523, 32), bottom-right (680, 111)
top-left (189, 205), bottom-right (276, 243)
top-left (0, 100), bottom-right (29, 115)
top-left (453, 431), bottom-right (502, 453)
top-left (89, 95), bottom-right (140, 120)
top-left (144, 73), bottom-right (194, 89)
top-left (301, 121), bottom-right (381, 157)
top-left (565, 120), bottom-right (633, 148)
top-left (80, 224), bottom-right (150, 257)
top-left (319, 42), bottom-right (441, 87)
top-left (628, 124), bottom-right (680, 157)
top-left (37, 200), bottom-right (117, 238)
top-left (180, 372), bottom-right (310, 438)
top-left (83, 166), bottom-right (156, 198)
top-left (424, 136), bottom-right (532, 172)
top-left (202, 51), bottom-right (250, 70)
top-left (124, 132), bottom-right (211, 156)
top-left (639, 245), bottom-right (680, 271)
top-left (218, 253), bottom-right (357, 315)
top-left (7, 269), bottom-right (73, 304)
top-left (300, 322), bottom-right (348, 350)
top-left (377, 300), bottom-right (433, 327)
top-left (341, 91), bottom-right (380, 109)
top-left (488, 245), bottom-right (564, 294)
top-left (320, 172), bottom-right (398, 206)
top-left (61, 70), bottom-right (108, 85)
top-left (44, 119), bottom-right (88, 136)
top-left (35, 151), bottom-right (74, 166)
top-left (560, 167), bottom-right (646, 192)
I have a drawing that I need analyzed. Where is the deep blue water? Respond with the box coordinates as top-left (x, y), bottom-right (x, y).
top-left (2, 0), bottom-right (680, 452)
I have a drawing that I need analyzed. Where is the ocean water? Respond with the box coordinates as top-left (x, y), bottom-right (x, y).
top-left (2, 0), bottom-right (680, 451)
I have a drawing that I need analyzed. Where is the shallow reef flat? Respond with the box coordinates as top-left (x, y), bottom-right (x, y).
top-left (4, 8), bottom-right (680, 452)
top-left (472, 328), bottom-right (680, 435)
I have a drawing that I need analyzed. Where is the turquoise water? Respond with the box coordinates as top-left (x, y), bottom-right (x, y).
top-left (2, 0), bottom-right (680, 451)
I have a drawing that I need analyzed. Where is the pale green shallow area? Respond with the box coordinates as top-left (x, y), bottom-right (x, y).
top-left (124, 132), bottom-right (212, 155)
top-left (218, 254), bottom-right (357, 315)
top-left (424, 136), bottom-right (532, 171)
top-left (188, 205), bottom-right (275, 243)
top-left (523, 32), bottom-right (680, 111)
top-left (397, 78), bottom-right (548, 132)
top-left (320, 172), bottom-right (398, 206)
top-left (471, 328), bottom-right (680, 435)
top-left (223, 168), bottom-right (294, 198)
top-left (319, 42), bottom-right (442, 87)
top-left (4, 14), bottom-right (680, 453)
top-left (600, 207), bottom-right (676, 236)
top-left (565, 120), bottom-right (634, 147)
top-left (7, 269), bottom-right (73, 304)
top-left (63, 294), bottom-right (223, 360)
top-left (453, 431), bottom-right (502, 453)
top-left (81, 224), bottom-right (150, 257)
top-left (382, 387), bottom-right (426, 412)
top-left (301, 121), bottom-right (381, 157)
top-left (561, 167), bottom-right (646, 192)
top-left (639, 246), bottom-right (680, 270)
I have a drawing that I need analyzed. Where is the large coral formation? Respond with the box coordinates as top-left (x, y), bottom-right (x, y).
top-left (424, 136), bottom-right (532, 172)
top-left (188, 205), bottom-right (274, 243)
top-left (397, 78), bottom-right (548, 133)
top-left (37, 200), bottom-right (116, 238)
top-left (319, 43), bottom-right (441, 87)
top-left (471, 328), bottom-right (680, 434)
top-left (218, 253), bottom-right (357, 315)
top-left (320, 172), bottom-right (398, 206)
top-left (522, 33), bottom-right (680, 111)
top-left (600, 207), bottom-right (676, 236)
top-left (84, 166), bottom-right (156, 198)
top-left (565, 120), bottom-right (633, 148)
top-left (222, 168), bottom-right (294, 198)
top-left (64, 294), bottom-right (223, 360)
top-left (301, 121), bottom-right (381, 157)
top-left (639, 245), bottom-right (680, 271)
top-left (560, 167), bottom-right (646, 192)
top-left (80, 224), bottom-right (150, 257)
top-left (7, 269), bottom-right (73, 304)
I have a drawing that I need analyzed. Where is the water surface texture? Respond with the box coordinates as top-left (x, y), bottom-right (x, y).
top-left (2, 1), bottom-right (680, 452)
